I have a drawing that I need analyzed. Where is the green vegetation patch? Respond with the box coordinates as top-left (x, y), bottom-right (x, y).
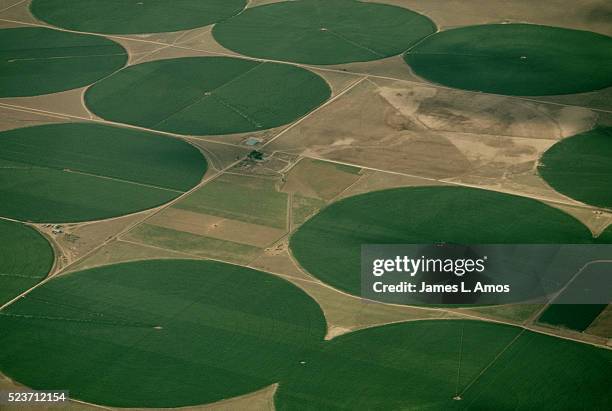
top-left (213, 0), bottom-right (436, 65)
top-left (0, 219), bottom-right (53, 305)
top-left (405, 24), bottom-right (612, 96)
top-left (290, 186), bottom-right (593, 297)
top-left (125, 224), bottom-right (262, 264)
top-left (276, 320), bottom-right (612, 410)
top-left (539, 304), bottom-right (607, 332)
top-left (0, 123), bottom-right (206, 222)
top-left (175, 174), bottom-right (288, 229)
top-left (539, 127), bottom-right (612, 208)
top-left (538, 263), bottom-right (611, 331)
top-left (0, 259), bottom-right (326, 407)
top-left (598, 225), bottom-right (612, 243)
top-left (85, 57), bottom-right (331, 135)
top-left (0, 27), bottom-right (126, 97)
top-left (30, 0), bottom-right (246, 35)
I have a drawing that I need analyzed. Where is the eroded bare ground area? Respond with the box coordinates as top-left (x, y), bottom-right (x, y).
top-left (1, 0), bottom-right (611, 408)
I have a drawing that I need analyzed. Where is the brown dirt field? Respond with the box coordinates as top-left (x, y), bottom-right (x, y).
top-left (281, 157), bottom-right (362, 201)
top-left (186, 138), bottom-right (251, 171)
top-left (249, 245), bottom-right (319, 282)
top-left (122, 224), bottom-right (262, 265)
top-left (1, 88), bottom-right (93, 120)
top-left (63, 239), bottom-right (189, 274)
top-left (284, 275), bottom-right (454, 339)
top-left (337, 169), bottom-right (448, 199)
top-left (544, 203), bottom-right (612, 237)
top-left (0, 1), bottom-right (39, 26)
top-left (147, 208), bottom-right (286, 248)
top-left (42, 211), bottom-right (153, 267)
top-left (374, 0), bottom-right (612, 35)
top-left (267, 77), bottom-right (596, 186)
top-left (0, 105), bottom-right (69, 131)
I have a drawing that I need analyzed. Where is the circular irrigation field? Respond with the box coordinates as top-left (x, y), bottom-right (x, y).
top-left (405, 24), bottom-right (612, 96)
top-left (213, 0), bottom-right (436, 65)
top-left (275, 320), bottom-right (612, 410)
top-left (0, 259), bottom-right (326, 408)
top-left (0, 123), bottom-right (206, 223)
top-left (0, 27), bottom-right (126, 97)
top-left (290, 186), bottom-right (595, 298)
top-left (0, 219), bottom-right (53, 306)
top-left (30, 0), bottom-right (247, 34)
top-left (539, 127), bottom-right (612, 208)
top-left (85, 57), bottom-right (331, 135)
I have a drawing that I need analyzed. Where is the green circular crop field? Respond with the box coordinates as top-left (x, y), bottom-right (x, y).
top-left (539, 127), bottom-right (612, 208)
top-left (0, 259), bottom-right (326, 407)
top-left (0, 123), bottom-right (206, 223)
top-left (30, 0), bottom-right (246, 34)
top-left (0, 219), bottom-right (53, 306)
top-left (290, 186), bottom-right (594, 297)
top-left (212, 0), bottom-right (436, 65)
top-left (405, 24), bottom-right (612, 96)
top-left (275, 320), bottom-right (612, 410)
top-left (85, 57), bottom-right (331, 135)
top-left (0, 27), bottom-right (126, 97)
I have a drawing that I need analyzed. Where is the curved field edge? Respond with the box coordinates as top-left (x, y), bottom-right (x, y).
top-left (84, 57), bottom-right (332, 135)
top-left (0, 123), bottom-right (207, 223)
top-left (0, 27), bottom-right (127, 97)
top-left (0, 219), bottom-right (54, 305)
top-left (212, 0), bottom-right (436, 65)
top-left (404, 23), bottom-right (612, 96)
top-left (538, 127), bottom-right (612, 209)
top-left (289, 186), bottom-right (596, 297)
top-left (0, 259), bottom-right (326, 408)
top-left (29, 0), bottom-right (248, 35)
top-left (274, 319), bottom-right (612, 410)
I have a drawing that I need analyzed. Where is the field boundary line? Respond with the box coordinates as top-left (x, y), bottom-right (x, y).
top-left (0, 101), bottom-right (249, 150)
top-left (298, 154), bottom-right (612, 213)
top-left (325, 28), bottom-right (385, 58)
top-left (7, 53), bottom-right (126, 63)
top-left (151, 62), bottom-right (265, 129)
top-left (262, 76), bottom-right (367, 149)
top-left (459, 329), bottom-right (526, 396)
top-left (527, 259), bottom-right (612, 325)
top-left (1, 17), bottom-right (611, 115)
top-left (455, 323), bottom-right (465, 396)
top-left (61, 169), bottom-right (185, 194)
top-left (69, 398), bottom-right (114, 411)
top-left (1, 98), bottom-right (611, 217)
top-left (0, 273), bottom-right (43, 279)
top-left (0, 0), bottom-right (26, 14)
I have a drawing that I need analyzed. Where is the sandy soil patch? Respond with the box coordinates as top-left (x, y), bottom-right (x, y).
top-left (281, 158), bottom-right (362, 201)
top-left (586, 305), bottom-right (612, 339)
top-left (63, 239), bottom-right (188, 274)
top-left (147, 208), bottom-right (286, 248)
top-left (374, 0), bottom-right (612, 35)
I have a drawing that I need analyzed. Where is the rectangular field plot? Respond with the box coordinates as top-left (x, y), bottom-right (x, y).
top-left (538, 263), bottom-right (612, 331)
top-left (538, 304), bottom-right (607, 332)
top-left (124, 224), bottom-right (261, 264)
top-left (174, 173), bottom-right (288, 229)
top-left (281, 158), bottom-right (362, 226)
top-left (122, 173), bottom-right (291, 264)
top-left (585, 304), bottom-right (612, 338)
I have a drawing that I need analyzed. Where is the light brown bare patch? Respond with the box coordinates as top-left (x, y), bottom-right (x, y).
top-left (147, 208), bottom-right (286, 248)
